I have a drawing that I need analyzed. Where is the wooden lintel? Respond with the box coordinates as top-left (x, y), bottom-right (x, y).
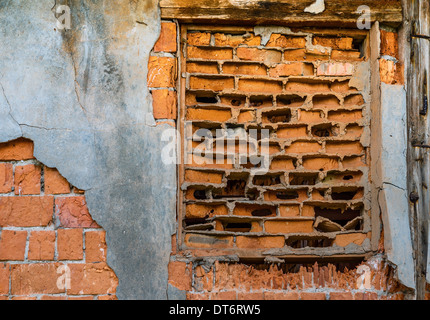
top-left (160, 0), bottom-right (403, 27)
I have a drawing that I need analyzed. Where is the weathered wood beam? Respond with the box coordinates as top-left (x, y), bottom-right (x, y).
top-left (160, 0), bottom-right (403, 27)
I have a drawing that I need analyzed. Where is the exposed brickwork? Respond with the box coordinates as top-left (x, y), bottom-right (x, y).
top-left (179, 27), bottom-right (371, 256)
top-left (0, 138), bottom-right (117, 300)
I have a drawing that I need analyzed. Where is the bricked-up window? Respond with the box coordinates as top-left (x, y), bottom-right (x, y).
top-left (178, 25), bottom-right (371, 258)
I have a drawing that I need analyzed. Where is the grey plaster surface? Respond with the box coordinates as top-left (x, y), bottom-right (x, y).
top-left (380, 83), bottom-right (415, 289)
top-left (0, 0), bottom-right (177, 299)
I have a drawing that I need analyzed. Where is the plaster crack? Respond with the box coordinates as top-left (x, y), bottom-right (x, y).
top-left (0, 81), bottom-right (23, 135)
top-left (382, 181), bottom-right (406, 191)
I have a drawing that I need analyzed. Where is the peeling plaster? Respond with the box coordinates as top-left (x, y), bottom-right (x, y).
top-left (304, 0), bottom-right (325, 14)
top-left (0, 0), bottom-right (177, 299)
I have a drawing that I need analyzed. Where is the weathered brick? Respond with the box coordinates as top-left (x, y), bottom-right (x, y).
top-left (238, 292), bottom-right (264, 300)
top-left (222, 62), bottom-right (267, 76)
top-left (298, 110), bottom-right (323, 123)
top-left (153, 22), bottom-right (177, 52)
top-left (187, 47), bottom-right (233, 60)
top-left (28, 231), bottom-right (55, 261)
top-left (270, 62), bottom-right (313, 77)
top-left (235, 236), bottom-right (285, 249)
top-left (0, 263), bottom-right (9, 294)
top-left (147, 56), bottom-right (176, 88)
top-left (97, 294), bottom-right (118, 300)
top-left (325, 141), bottom-right (363, 155)
top-left (302, 157), bottom-right (339, 170)
top-left (186, 108), bottom-right (232, 122)
top-left (334, 233), bottom-right (367, 247)
top-left (168, 261), bottom-right (192, 291)
top-left (329, 292), bottom-right (353, 300)
top-left (286, 81), bottom-right (330, 93)
top-left (68, 262), bottom-right (118, 295)
top-left (236, 48), bottom-right (282, 65)
top-left (238, 79), bottom-right (282, 93)
top-left (0, 230), bottom-right (27, 261)
top-left (10, 263), bottom-right (64, 295)
top-left (14, 164), bottom-right (41, 195)
top-left (0, 163), bottom-right (13, 193)
top-left (380, 58), bottom-right (404, 85)
top-left (54, 196), bottom-right (99, 228)
top-left (184, 234), bottom-right (234, 248)
top-left (185, 169), bottom-right (223, 184)
top-left (279, 205), bottom-right (300, 217)
top-left (57, 229), bottom-right (83, 261)
top-left (331, 50), bottom-right (363, 61)
top-left (40, 295), bottom-right (67, 300)
top-left (317, 62), bottom-right (354, 76)
top-left (187, 62), bottom-right (219, 74)
top-left (313, 37), bottom-right (353, 50)
top-left (211, 291), bottom-right (237, 300)
top-left (0, 196), bottom-right (54, 227)
top-left (265, 220), bottom-right (314, 234)
top-left (237, 110), bottom-right (255, 123)
top-left (327, 110), bottom-right (362, 122)
top-left (44, 167), bottom-right (71, 195)
top-left (85, 230), bottom-right (107, 263)
top-left (264, 291), bottom-right (299, 300)
top-left (267, 34), bottom-right (306, 48)
top-left (0, 138), bottom-right (34, 161)
top-left (380, 30), bottom-right (398, 58)
top-left (354, 292), bottom-right (378, 300)
top-left (300, 292), bottom-right (326, 300)
top-left (189, 76), bottom-right (234, 91)
top-left (285, 141), bottom-right (321, 154)
top-left (151, 89), bottom-right (177, 120)
top-left (186, 203), bottom-right (228, 219)
top-left (187, 32), bottom-right (211, 46)
top-left (214, 33), bottom-right (261, 47)
top-left (270, 158), bottom-right (296, 170)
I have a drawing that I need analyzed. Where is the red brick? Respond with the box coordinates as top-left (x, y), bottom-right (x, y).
top-left (185, 170), bottom-right (223, 184)
top-left (168, 261), bottom-right (192, 291)
top-left (187, 47), bottom-right (233, 60)
top-left (14, 164), bottom-right (41, 195)
top-left (67, 295), bottom-right (94, 300)
top-left (187, 62), bottom-right (219, 74)
top-left (380, 30), bottom-right (398, 58)
top-left (0, 163), bottom-right (13, 193)
top-left (151, 89), bottom-right (177, 120)
top-left (85, 230), bottom-right (107, 263)
top-left (186, 292), bottom-right (210, 300)
top-left (380, 59), bottom-right (404, 85)
top-left (57, 229), bottom-right (83, 260)
top-left (0, 138), bottom-right (34, 161)
top-left (298, 110), bottom-right (323, 123)
top-left (186, 108), bottom-right (232, 122)
top-left (153, 22), bottom-right (177, 52)
top-left (334, 233), bottom-right (367, 247)
top-left (329, 292), bottom-right (353, 300)
top-left (270, 62), bottom-right (312, 77)
top-left (327, 110), bottom-right (362, 122)
top-left (264, 291), bottom-right (299, 300)
top-left (354, 292), bottom-right (378, 300)
top-left (313, 37), bottom-right (353, 50)
top-left (97, 294), bottom-right (118, 300)
top-left (28, 231), bottom-right (55, 261)
top-left (40, 295), bottom-right (67, 300)
top-left (44, 167), bottom-right (71, 194)
top-left (0, 263), bottom-right (9, 294)
top-left (285, 141), bottom-right (321, 154)
top-left (235, 236), bottom-right (284, 249)
top-left (331, 50), bottom-right (363, 61)
top-left (300, 292), bottom-right (326, 300)
top-left (0, 196), bottom-right (54, 227)
top-left (325, 142), bottom-right (364, 156)
top-left (211, 291), bottom-right (237, 300)
top-left (54, 196), bottom-right (99, 228)
top-left (317, 62), bottom-right (354, 76)
top-left (184, 234), bottom-right (234, 249)
top-left (279, 205), bottom-right (300, 217)
top-left (10, 263), bottom-right (64, 295)
top-left (0, 295), bottom-right (8, 300)
top-left (236, 48), bottom-right (281, 65)
top-left (214, 33), bottom-right (261, 47)
top-left (0, 230), bottom-right (27, 261)
top-left (187, 32), bottom-right (211, 46)
top-left (222, 62), bottom-right (267, 76)
top-left (147, 56), bottom-right (176, 88)
top-left (238, 79), bottom-right (282, 93)
top-left (302, 157), bottom-right (339, 171)
top-left (238, 292), bottom-right (264, 300)
top-left (68, 263), bottom-right (118, 295)
top-left (267, 34), bottom-right (306, 48)
top-left (265, 220), bottom-right (314, 234)
top-left (189, 76), bottom-right (234, 91)
top-left (286, 81), bottom-right (330, 93)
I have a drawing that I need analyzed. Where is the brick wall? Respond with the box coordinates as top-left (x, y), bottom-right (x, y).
top-left (0, 138), bottom-right (117, 300)
top-left (155, 23), bottom-right (426, 300)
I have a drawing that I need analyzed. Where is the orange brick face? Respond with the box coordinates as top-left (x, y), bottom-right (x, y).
top-left (179, 26), bottom-right (370, 262)
top-left (0, 138), bottom-right (117, 300)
